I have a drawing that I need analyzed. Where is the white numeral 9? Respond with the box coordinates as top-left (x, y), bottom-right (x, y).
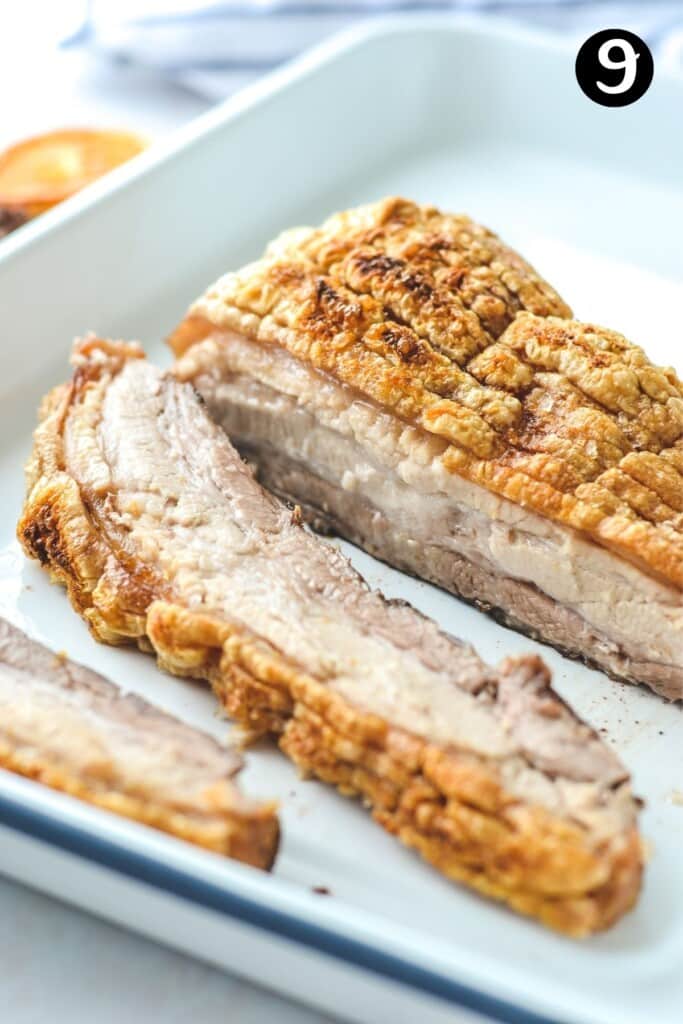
top-left (596, 38), bottom-right (639, 94)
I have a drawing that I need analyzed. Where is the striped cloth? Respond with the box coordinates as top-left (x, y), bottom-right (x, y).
top-left (85, 1), bottom-right (683, 98)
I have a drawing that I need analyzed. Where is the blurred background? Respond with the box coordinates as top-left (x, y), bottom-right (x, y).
top-left (0, 2), bottom-right (681, 1023)
top-left (2, 0), bottom-right (683, 151)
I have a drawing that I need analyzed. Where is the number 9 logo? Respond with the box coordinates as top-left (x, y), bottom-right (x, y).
top-left (576, 29), bottom-right (654, 107)
top-left (597, 39), bottom-right (639, 95)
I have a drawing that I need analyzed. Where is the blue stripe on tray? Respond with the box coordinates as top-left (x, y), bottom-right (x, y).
top-left (0, 788), bottom-right (572, 1024)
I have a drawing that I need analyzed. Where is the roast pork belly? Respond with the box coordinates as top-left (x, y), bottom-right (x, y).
top-left (0, 616), bottom-right (278, 866)
top-left (169, 196), bottom-right (683, 699)
top-left (19, 338), bottom-right (641, 935)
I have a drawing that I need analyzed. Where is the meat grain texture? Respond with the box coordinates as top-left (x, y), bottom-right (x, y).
top-left (19, 337), bottom-right (643, 936)
top-left (171, 196), bottom-right (683, 699)
top-left (0, 616), bottom-right (278, 866)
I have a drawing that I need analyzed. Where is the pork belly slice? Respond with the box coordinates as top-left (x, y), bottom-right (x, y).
top-left (18, 339), bottom-right (641, 936)
top-left (0, 616), bottom-right (278, 866)
top-left (169, 196), bottom-right (683, 699)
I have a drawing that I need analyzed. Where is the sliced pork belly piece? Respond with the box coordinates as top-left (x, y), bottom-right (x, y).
top-left (169, 196), bottom-right (683, 699)
top-left (19, 338), bottom-right (641, 936)
top-left (0, 616), bottom-right (278, 866)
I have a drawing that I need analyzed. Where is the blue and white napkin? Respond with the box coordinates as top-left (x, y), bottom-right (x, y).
top-left (82, 1), bottom-right (683, 99)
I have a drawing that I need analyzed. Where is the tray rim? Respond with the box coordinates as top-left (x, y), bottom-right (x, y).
top-left (1, 13), bottom-right (680, 1024)
top-left (1, 11), bottom-right (679, 274)
top-left (0, 770), bottom-right (565, 1024)
top-left (0, 11), bottom-right (608, 268)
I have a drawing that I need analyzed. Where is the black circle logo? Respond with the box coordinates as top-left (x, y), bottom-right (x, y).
top-left (575, 29), bottom-right (654, 107)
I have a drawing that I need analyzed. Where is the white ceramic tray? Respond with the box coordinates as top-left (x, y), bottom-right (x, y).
top-left (1, 16), bottom-right (682, 1024)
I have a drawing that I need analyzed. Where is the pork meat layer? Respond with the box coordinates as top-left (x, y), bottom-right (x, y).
top-left (0, 616), bottom-right (278, 865)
